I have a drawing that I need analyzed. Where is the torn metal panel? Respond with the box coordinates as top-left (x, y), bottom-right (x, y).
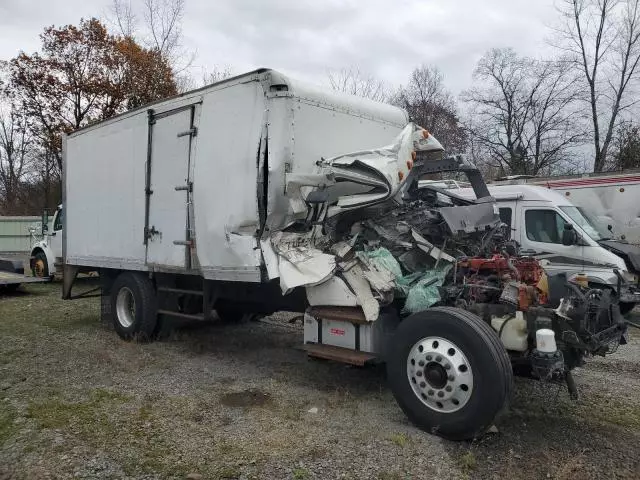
top-left (318, 123), bottom-right (444, 213)
top-left (270, 231), bottom-right (336, 294)
top-left (411, 230), bottom-right (456, 264)
top-left (342, 264), bottom-right (381, 321)
top-left (306, 276), bottom-right (359, 307)
top-left (438, 202), bottom-right (501, 234)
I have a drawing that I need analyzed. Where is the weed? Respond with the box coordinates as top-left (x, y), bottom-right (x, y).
top-left (218, 465), bottom-right (241, 479)
top-left (389, 432), bottom-right (409, 447)
top-left (377, 471), bottom-right (402, 480)
top-left (459, 451), bottom-right (477, 473)
top-left (292, 467), bottom-right (310, 480)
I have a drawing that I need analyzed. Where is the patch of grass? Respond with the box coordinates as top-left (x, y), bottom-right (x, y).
top-left (292, 467), bottom-right (310, 480)
top-left (26, 388), bottom-right (130, 429)
top-left (458, 451), bottom-right (477, 473)
top-left (0, 401), bottom-right (18, 446)
top-left (218, 465), bottom-right (241, 479)
top-left (377, 471), bottom-right (403, 480)
top-left (389, 432), bottom-right (409, 447)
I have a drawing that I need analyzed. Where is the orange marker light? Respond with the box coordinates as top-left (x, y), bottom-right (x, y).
top-left (422, 129), bottom-right (430, 138)
top-left (411, 151), bottom-right (417, 161)
top-left (398, 171), bottom-right (404, 181)
top-left (407, 160), bottom-right (414, 170)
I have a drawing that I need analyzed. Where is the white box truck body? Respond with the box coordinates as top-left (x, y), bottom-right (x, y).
top-left (64, 69), bottom-right (407, 281)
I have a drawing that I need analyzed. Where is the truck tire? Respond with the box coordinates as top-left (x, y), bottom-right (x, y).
top-left (386, 307), bottom-right (513, 441)
top-left (31, 252), bottom-right (49, 278)
top-left (110, 272), bottom-right (158, 341)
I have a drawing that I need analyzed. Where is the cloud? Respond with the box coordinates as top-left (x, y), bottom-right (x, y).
top-left (1, 0), bottom-right (559, 94)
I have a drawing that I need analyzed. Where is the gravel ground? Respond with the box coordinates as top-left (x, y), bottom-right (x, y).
top-left (1, 280), bottom-right (640, 480)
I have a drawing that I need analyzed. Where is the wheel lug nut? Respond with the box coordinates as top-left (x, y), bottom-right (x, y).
top-left (445, 364), bottom-right (451, 370)
top-left (416, 371), bottom-right (423, 377)
top-left (418, 360), bottom-right (425, 367)
top-left (420, 382), bottom-right (426, 388)
top-left (428, 390), bottom-right (434, 396)
top-left (445, 386), bottom-right (452, 392)
top-left (437, 391), bottom-right (444, 398)
top-left (426, 355), bottom-right (432, 361)
top-left (436, 355), bottom-right (442, 362)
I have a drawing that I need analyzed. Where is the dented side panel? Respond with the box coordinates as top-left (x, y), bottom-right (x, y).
top-left (193, 81), bottom-right (265, 281)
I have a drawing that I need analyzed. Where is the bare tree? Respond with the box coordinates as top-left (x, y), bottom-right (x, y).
top-left (109, 0), bottom-right (195, 90)
top-left (392, 65), bottom-right (467, 153)
top-left (109, 0), bottom-right (138, 37)
top-left (554, 0), bottom-right (640, 172)
top-left (462, 48), bottom-right (584, 176)
top-left (0, 107), bottom-right (32, 213)
top-left (143, 0), bottom-right (185, 58)
top-left (327, 66), bottom-right (388, 102)
top-left (202, 65), bottom-right (234, 84)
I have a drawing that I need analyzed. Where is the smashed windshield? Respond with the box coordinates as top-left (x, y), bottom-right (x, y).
top-left (559, 206), bottom-right (610, 241)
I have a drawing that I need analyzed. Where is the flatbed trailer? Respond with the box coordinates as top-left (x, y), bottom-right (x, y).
top-left (0, 258), bottom-right (47, 291)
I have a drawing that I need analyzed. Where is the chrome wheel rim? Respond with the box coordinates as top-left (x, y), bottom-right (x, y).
top-left (406, 336), bottom-right (474, 413)
top-left (115, 287), bottom-right (136, 328)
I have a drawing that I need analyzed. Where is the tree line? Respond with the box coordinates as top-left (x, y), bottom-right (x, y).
top-left (2, 0), bottom-right (640, 216)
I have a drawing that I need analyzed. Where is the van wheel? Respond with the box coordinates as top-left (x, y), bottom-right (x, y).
top-left (32, 252), bottom-right (49, 278)
top-left (110, 272), bottom-right (158, 341)
top-left (387, 307), bottom-right (513, 440)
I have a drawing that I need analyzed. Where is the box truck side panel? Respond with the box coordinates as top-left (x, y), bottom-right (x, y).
top-left (193, 81), bottom-right (265, 281)
top-left (66, 114), bottom-right (149, 269)
top-left (559, 183), bottom-right (640, 245)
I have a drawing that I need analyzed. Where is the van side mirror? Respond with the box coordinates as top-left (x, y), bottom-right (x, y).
top-left (562, 223), bottom-right (577, 246)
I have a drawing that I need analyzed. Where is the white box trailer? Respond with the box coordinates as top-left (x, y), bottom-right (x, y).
top-left (63, 69), bottom-right (407, 283)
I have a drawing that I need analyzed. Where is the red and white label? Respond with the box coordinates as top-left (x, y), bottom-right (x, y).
top-left (329, 328), bottom-right (345, 336)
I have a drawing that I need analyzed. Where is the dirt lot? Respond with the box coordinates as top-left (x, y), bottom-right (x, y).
top-left (1, 280), bottom-right (640, 480)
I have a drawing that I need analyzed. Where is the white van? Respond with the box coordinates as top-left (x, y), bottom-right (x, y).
top-left (449, 184), bottom-right (636, 288)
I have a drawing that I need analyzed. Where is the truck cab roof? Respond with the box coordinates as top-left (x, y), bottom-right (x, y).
top-left (454, 184), bottom-right (574, 206)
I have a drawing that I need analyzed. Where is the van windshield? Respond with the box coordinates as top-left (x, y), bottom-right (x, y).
top-left (559, 206), bottom-right (610, 241)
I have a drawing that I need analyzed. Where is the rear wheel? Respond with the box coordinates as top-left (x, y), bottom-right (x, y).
top-left (387, 307), bottom-right (513, 440)
top-left (110, 272), bottom-right (158, 341)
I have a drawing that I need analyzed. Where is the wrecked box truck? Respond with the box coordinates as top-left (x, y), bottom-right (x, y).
top-left (62, 69), bottom-right (632, 440)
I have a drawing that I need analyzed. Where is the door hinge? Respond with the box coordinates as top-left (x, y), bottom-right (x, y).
top-left (175, 182), bottom-right (193, 192)
top-left (177, 127), bottom-right (198, 138)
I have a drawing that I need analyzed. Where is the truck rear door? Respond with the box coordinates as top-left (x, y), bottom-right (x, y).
top-left (145, 105), bottom-right (198, 268)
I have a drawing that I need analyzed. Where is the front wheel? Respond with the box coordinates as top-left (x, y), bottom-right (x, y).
top-left (387, 307), bottom-right (513, 440)
top-left (31, 252), bottom-right (50, 279)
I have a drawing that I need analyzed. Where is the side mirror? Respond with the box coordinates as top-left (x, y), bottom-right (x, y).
top-left (562, 223), bottom-right (577, 246)
top-left (607, 224), bottom-right (613, 232)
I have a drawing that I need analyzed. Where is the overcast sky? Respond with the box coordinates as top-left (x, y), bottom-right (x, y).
top-left (0, 0), bottom-right (559, 94)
